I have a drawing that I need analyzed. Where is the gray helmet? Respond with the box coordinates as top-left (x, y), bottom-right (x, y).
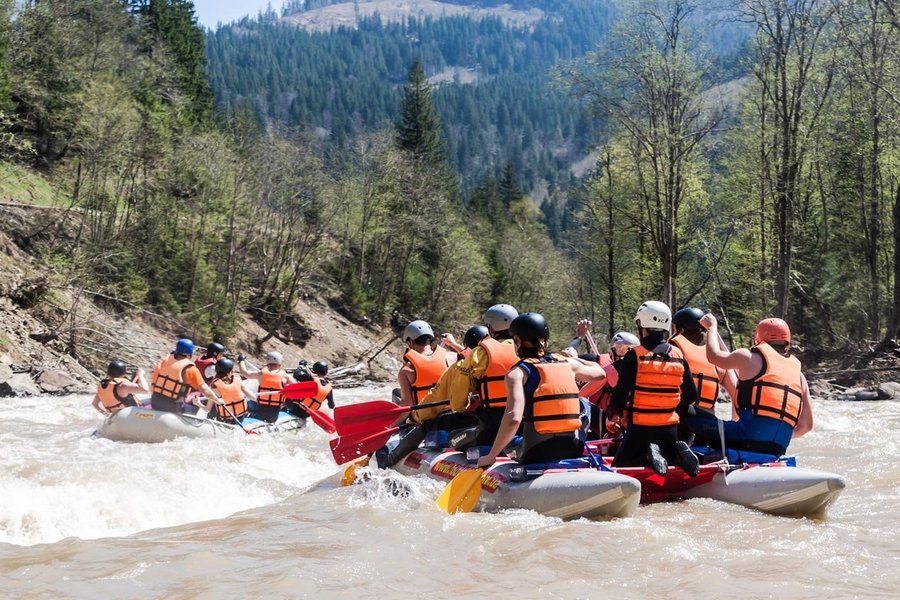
top-left (482, 304), bottom-right (519, 332)
top-left (403, 320), bottom-right (434, 343)
top-left (265, 351), bottom-right (284, 365)
top-left (611, 331), bottom-right (640, 346)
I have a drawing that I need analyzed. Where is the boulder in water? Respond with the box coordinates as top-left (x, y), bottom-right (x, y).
top-left (0, 372), bottom-right (40, 396)
top-left (37, 369), bottom-right (80, 394)
top-left (876, 382), bottom-right (900, 400)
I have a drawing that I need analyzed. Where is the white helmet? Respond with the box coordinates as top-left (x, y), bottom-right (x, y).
top-left (611, 331), bottom-right (640, 347)
top-left (482, 304), bottom-right (519, 332)
top-left (635, 301), bottom-right (672, 331)
top-left (265, 351), bottom-right (284, 365)
top-left (403, 320), bottom-right (434, 343)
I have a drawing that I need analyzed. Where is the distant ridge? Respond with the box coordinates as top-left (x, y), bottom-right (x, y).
top-left (281, 0), bottom-right (544, 32)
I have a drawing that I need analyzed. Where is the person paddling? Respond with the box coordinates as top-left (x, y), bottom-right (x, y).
top-left (670, 308), bottom-right (738, 416)
top-left (92, 360), bottom-right (149, 416)
top-left (239, 351), bottom-right (292, 423)
top-left (476, 313), bottom-right (607, 468)
top-left (415, 304), bottom-right (522, 450)
top-left (564, 321), bottom-right (640, 440)
top-left (608, 302), bottom-right (701, 477)
top-left (376, 320), bottom-right (470, 468)
top-left (195, 342), bottom-right (226, 384)
top-left (284, 360), bottom-right (335, 419)
top-left (150, 339), bottom-right (220, 414)
top-left (683, 315), bottom-right (814, 456)
top-left (208, 358), bottom-right (256, 423)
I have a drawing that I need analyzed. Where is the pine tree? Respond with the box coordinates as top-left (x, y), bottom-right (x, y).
top-left (132, 0), bottom-right (213, 126)
top-left (499, 161), bottom-right (520, 208)
top-left (395, 57), bottom-right (443, 163)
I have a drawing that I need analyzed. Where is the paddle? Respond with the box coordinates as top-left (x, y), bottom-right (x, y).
top-left (334, 399), bottom-right (450, 436)
top-left (220, 402), bottom-right (259, 436)
top-left (330, 426), bottom-right (399, 465)
top-left (341, 456), bottom-right (370, 486)
top-left (258, 380), bottom-right (337, 434)
top-left (435, 467), bottom-right (485, 514)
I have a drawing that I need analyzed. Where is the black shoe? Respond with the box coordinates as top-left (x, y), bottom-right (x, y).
top-left (647, 443), bottom-right (668, 476)
top-left (374, 445), bottom-right (390, 469)
top-left (675, 441), bottom-right (700, 477)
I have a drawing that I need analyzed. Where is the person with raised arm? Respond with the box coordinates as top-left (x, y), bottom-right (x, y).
top-left (684, 314), bottom-right (814, 456)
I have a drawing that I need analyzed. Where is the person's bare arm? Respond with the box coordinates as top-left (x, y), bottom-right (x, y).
top-left (241, 382), bottom-right (257, 402)
top-left (793, 373), bottom-right (814, 438)
top-left (92, 393), bottom-right (107, 416)
top-left (567, 357), bottom-right (606, 382)
top-left (477, 367), bottom-right (525, 467)
top-left (397, 365), bottom-right (415, 408)
top-left (700, 313), bottom-right (757, 375)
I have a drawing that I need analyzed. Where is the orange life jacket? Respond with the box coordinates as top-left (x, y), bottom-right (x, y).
top-left (151, 355), bottom-right (195, 402)
top-left (257, 368), bottom-right (286, 407)
top-left (212, 375), bottom-right (247, 418)
top-left (739, 343), bottom-right (803, 427)
top-left (631, 344), bottom-right (685, 427)
top-left (405, 346), bottom-right (448, 405)
top-left (671, 334), bottom-right (720, 410)
top-left (96, 377), bottom-right (134, 410)
top-left (521, 355), bottom-right (583, 435)
top-left (301, 377), bottom-right (334, 411)
top-left (476, 338), bottom-right (519, 409)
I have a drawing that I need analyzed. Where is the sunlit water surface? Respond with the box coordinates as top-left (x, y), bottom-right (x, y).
top-left (1, 389), bottom-right (897, 598)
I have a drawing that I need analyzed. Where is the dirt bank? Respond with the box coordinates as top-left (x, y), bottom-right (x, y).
top-left (0, 201), bottom-right (404, 397)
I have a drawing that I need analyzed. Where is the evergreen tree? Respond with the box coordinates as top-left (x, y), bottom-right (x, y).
top-left (395, 58), bottom-right (443, 163)
top-left (499, 161), bottom-right (520, 208)
top-left (132, 0), bottom-right (213, 125)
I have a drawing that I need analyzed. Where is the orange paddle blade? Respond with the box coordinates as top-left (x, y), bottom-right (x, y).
top-left (435, 468), bottom-right (485, 514)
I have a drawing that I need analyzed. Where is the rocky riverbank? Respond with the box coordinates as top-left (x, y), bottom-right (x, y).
top-left (0, 201), bottom-right (404, 398)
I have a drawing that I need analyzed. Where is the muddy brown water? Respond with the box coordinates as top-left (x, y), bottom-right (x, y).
top-left (1, 389), bottom-right (897, 599)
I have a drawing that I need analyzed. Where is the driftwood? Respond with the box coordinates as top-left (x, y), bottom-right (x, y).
top-left (807, 365), bottom-right (900, 379)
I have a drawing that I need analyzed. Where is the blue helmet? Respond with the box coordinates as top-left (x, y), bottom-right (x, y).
top-left (175, 338), bottom-right (195, 356)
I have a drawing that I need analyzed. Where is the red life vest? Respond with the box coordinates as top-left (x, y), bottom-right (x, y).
top-left (212, 375), bottom-right (247, 419)
top-left (476, 338), bottom-right (519, 409)
top-left (195, 356), bottom-right (217, 382)
top-left (404, 346), bottom-right (448, 405)
top-left (670, 334), bottom-right (721, 410)
top-left (579, 353), bottom-right (615, 409)
top-left (257, 368), bottom-right (286, 407)
top-left (151, 355), bottom-right (194, 402)
top-left (631, 344), bottom-right (685, 427)
top-left (739, 343), bottom-right (803, 427)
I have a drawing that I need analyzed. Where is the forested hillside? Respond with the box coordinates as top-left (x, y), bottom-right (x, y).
top-left (206, 0), bottom-right (748, 195)
top-left (0, 0), bottom-right (898, 367)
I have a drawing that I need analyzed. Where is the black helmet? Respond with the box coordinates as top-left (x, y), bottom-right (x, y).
top-left (463, 325), bottom-right (490, 349)
top-left (312, 360), bottom-right (328, 375)
top-left (215, 358), bottom-right (235, 374)
top-left (672, 307), bottom-right (705, 332)
top-left (207, 342), bottom-right (226, 355)
top-left (509, 312), bottom-right (550, 342)
top-left (107, 360), bottom-right (127, 378)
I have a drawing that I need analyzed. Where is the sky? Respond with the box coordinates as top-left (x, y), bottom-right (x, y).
top-left (192, 0), bottom-right (281, 30)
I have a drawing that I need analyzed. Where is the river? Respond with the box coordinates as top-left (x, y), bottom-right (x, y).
top-left (1, 388), bottom-right (897, 599)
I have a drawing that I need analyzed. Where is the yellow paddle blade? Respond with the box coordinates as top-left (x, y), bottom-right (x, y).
top-left (435, 468), bottom-right (484, 514)
top-left (341, 457), bottom-right (369, 487)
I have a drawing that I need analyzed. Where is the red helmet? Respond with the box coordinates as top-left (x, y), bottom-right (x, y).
top-left (754, 318), bottom-right (791, 345)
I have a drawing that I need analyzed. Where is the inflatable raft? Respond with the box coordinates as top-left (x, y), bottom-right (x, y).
top-left (590, 442), bottom-right (846, 516)
top-left (95, 406), bottom-right (306, 443)
top-left (391, 447), bottom-right (641, 519)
